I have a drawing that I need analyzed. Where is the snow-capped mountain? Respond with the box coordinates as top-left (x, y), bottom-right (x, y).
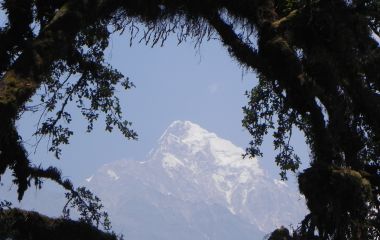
top-left (86, 120), bottom-right (307, 239)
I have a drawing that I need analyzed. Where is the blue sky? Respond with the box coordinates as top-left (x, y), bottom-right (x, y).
top-left (15, 32), bottom-right (309, 189)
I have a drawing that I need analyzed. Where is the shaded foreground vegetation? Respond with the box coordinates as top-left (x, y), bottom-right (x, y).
top-left (0, 0), bottom-right (380, 239)
top-left (0, 208), bottom-right (117, 240)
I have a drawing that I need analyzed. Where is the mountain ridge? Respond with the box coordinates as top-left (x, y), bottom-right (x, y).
top-left (86, 120), bottom-right (307, 239)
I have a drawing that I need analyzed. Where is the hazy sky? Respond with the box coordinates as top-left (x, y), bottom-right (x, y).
top-left (13, 31), bottom-right (309, 192)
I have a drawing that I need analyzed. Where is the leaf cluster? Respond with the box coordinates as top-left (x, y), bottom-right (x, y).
top-left (62, 187), bottom-right (112, 232)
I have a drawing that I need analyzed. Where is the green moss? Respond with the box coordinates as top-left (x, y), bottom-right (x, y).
top-left (272, 9), bottom-right (298, 29)
top-left (0, 70), bottom-right (37, 106)
top-left (298, 166), bottom-right (373, 237)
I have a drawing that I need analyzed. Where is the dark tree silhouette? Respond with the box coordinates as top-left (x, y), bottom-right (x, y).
top-left (0, 0), bottom-right (379, 239)
top-left (0, 208), bottom-right (118, 240)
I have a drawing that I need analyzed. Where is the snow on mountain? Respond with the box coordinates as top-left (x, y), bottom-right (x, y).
top-left (86, 120), bottom-right (307, 239)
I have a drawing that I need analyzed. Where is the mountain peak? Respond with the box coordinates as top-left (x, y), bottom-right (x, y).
top-left (161, 120), bottom-right (210, 139)
top-left (169, 120), bottom-right (198, 128)
top-left (155, 120), bottom-right (263, 174)
top-left (158, 120), bottom-right (216, 147)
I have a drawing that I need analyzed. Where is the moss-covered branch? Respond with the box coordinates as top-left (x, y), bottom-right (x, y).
top-left (0, 208), bottom-right (118, 240)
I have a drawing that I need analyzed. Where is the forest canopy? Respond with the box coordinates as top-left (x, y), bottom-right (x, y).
top-left (0, 0), bottom-right (380, 239)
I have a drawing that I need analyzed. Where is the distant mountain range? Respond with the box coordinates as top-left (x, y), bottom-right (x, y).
top-left (85, 120), bottom-right (307, 239)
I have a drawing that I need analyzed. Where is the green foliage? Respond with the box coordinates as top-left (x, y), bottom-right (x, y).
top-left (0, 0), bottom-right (138, 200)
top-left (0, 0), bottom-right (380, 239)
top-left (238, 1), bottom-right (380, 238)
top-left (243, 76), bottom-right (302, 180)
top-left (62, 187), bottom-right (112, 231)
top-left (31, 14), bottom-right (137, 159)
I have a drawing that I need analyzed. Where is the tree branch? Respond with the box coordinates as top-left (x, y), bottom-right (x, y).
top-left (205, 12), bottom-right (262, 70)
